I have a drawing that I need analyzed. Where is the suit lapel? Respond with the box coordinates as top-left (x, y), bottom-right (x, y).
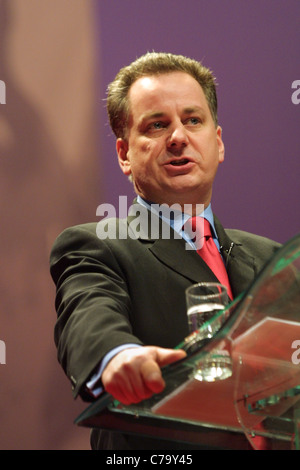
top-left (147, 213), bottom-right (258, 297)
top-left (149, 237), bottom-right (220, 284)
top-left (127, 202), bottom-right (223, 284)
top-left (127, 202), bottom-right (257, 296)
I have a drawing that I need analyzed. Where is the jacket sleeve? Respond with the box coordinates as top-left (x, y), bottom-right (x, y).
top-left (49, 223), bottom-right (143, 400)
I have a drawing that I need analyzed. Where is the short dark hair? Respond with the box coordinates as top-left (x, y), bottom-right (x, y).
top-left (107, 52), bottom-right (218, 139)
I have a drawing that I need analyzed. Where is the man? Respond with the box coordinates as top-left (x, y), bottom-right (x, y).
top-left (50, 52), bottom-right (280, 449)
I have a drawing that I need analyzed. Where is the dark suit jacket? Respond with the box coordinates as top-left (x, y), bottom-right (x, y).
top-left (50, 204), bottom-right (281, 449)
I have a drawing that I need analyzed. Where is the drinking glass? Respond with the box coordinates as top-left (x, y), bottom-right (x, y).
top-left (186, 282), bottom-right (229, 336)
top-left (185, 282), bottom-right (232, 382)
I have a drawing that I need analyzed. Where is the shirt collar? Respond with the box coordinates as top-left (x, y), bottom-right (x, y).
top-left (136, 195), bottom-right (218, 240)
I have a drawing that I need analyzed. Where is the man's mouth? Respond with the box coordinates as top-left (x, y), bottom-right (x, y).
top-left (169, 158), bottom-right (190, 166)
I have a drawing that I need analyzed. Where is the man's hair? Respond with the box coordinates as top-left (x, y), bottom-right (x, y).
top-left (106, 52), bottom-right (218, 139)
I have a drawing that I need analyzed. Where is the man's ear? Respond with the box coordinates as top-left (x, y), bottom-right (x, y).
top-left (216, 126), bottom-right (225, 164)
top-left (116, 138), bottom-right (131, 176)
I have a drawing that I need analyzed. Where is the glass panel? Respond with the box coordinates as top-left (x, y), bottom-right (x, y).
top-left (231, 234), bottom-right (300, 449)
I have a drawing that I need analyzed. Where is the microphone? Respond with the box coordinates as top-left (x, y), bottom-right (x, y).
top-left (220, 242), bottom-right (235, 268)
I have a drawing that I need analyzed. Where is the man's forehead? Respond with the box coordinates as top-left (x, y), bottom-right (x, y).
top-left (128, 72), bottom-right (206, 109)
top-left (130, 71), bottom-right (201, 93)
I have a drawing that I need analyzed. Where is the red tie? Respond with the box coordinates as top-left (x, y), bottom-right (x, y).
top-left (185, 217), bottom-right (233, 300)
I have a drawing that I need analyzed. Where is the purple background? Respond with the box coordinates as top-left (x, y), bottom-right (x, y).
top-left (3, 1), bottom-right (299, 450)
top-left (96, 0), bottom-right (299, 244)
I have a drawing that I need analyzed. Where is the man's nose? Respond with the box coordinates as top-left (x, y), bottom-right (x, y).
top-left (167, 122), bottom-right (189, 152)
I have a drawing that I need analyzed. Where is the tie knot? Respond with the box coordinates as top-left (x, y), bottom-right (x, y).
top-left (185, 216), bottom-right (211, 238)
top-left (184, 217), bottom-right (211, 249)
top-left (193, 217), bottom-right (212, 238)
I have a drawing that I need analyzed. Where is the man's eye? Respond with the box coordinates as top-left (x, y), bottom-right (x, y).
top-left (151, 121), bottom-right (164, 129)
top-left (187, 117), bottom-right (201, 125)
top-left (145, 121), bottom-right (166, 133)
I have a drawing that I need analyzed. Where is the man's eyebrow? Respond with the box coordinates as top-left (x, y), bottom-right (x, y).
top-left (182, 106), bottom-right (205, 114)
top-left (137, 112), bottom-right (166, 128)
top-left (138, 107), bottom-right (205, 127)
top-left (140, 112), bottom-right (165, 121)
top-left (142, 107), bottom-right (204, 118)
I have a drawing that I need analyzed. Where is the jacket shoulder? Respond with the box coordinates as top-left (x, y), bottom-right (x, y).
top-left (225, 228), bottom-right (281, 246)
top-left (225, 228), bottom-right (281, 259)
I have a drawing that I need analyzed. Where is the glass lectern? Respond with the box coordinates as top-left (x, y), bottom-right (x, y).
top-left (75, 233), bottom-right (300, 450)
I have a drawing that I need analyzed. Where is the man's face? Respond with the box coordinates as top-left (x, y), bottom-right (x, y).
top-left (117, 71), bottom-right (224, 208)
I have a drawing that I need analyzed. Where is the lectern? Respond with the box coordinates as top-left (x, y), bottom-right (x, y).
top-left (75, 234), bottom-right (300, 450)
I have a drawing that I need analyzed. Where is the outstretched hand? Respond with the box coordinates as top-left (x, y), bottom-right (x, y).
top-left (101, 346), bottom-right (187, 405)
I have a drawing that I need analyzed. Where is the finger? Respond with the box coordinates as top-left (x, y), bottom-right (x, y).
top-left (140, 359), bottom-right (165, 394)
top-left (103, 357), bottom-right (155, 404)
top-left (139, 348), bottom-right (187, 394)
top-left (155, 348), bottom-right (187, 368)
top-left (123, 367), bottom-right (155, 403)
top-left (105, 368), bottom-right (158, 404)
top-left (104, 374), bottom-right (136, 405)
